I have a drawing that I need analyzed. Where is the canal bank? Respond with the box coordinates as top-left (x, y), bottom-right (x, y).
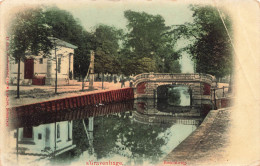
top-left (164, 108), bottom-right (232, 165)
top-left (163, 103), bottom-right (260, 166)
top-left (8, 87), bottom-right (134, 124)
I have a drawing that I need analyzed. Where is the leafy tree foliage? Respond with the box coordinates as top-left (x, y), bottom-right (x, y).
top-left (92, 24), bottom-right (123, 74)
top-left (74, 31), bottom-right (93, 80)
top-left (122, 10), bottom-right (180, 74)
top-left (10, 8), bottom-right (53, 58)
top-left (44, 8), bottom-right (124, 77)
top-left (9, 8), bottom-right (53, 97)
top-left (173, 5), bottom-right (233, 78)
top-left (44, 7), bottom-right (92, 79)
top-left (165, 59), bottom-right (181, 73)
top-left (137, 57), bottom-right (157, 73)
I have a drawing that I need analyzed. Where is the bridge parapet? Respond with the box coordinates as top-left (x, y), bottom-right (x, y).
top-left (133, 73), bottom-right (215, 99)
top-left (133, 73), bottom-right (215, 87)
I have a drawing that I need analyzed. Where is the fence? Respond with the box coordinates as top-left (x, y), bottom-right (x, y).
top-left (211, 86), bottom-right (232, 109)
top-left (10, 100), bottom-right (134, 129)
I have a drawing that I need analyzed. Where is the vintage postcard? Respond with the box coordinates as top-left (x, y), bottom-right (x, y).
top-left (0, 0), bottom-right (259, 165)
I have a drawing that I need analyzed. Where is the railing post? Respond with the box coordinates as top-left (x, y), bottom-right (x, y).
top-left (223, 86), bottom-right (225, 97)
top-left (214, 88), bottom-right (217, 110)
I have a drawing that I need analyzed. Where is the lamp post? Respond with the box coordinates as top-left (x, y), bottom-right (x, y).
top-left (53, 38), bottom-right (58, 94)
top-left (49, 37), bottom-right (59, 94)
top-left (89, 50), bottom-right (95, 90)
top-left (16, 58), bottom-right (21, 98)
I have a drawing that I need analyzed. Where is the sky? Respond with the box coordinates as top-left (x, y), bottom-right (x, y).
top-left (57, 1), bottom-right (195, 73)
top-left (58, 1), bottom-right (194, 31)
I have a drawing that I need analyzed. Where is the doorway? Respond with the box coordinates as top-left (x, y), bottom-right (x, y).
top-left (24, 58), bottom-right (34, 79)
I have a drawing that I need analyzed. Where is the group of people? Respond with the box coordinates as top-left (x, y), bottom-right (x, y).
top-left (91, 74), bottom-right (135, 88)
top-left (119, 75), bottom-right (134, 88)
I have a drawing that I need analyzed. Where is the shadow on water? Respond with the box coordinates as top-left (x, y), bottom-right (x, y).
top-left (8, 87), bottom-right (213, 165)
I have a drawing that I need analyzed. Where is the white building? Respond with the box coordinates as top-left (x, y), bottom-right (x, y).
top-left (12, 121), bottom-right (75, 157)
top-left (9, 37), bottom-right (77, 85)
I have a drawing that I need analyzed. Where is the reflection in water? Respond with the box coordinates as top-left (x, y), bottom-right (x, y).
top-left (7, 93), bottom-right (212, 166)
top-left (8, 121), bottom-right (75, 166)
top-left (159, 124), bottom-right (196, 153)
top-left (167, 87), bottom-right (181, 106)
top-left (179, 87), bottom-right (190, 106)
top-left (65, 115), bottom-right (197, 166)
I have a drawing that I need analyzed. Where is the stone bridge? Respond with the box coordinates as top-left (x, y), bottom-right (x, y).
top-left (133, 73), bottom-right (215, 100)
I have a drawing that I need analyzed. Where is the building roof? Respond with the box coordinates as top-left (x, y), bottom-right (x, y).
top-left (48, 37), bottom-right (78, 49)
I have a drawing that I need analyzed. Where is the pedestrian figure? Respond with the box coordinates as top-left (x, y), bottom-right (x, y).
top-left (121, 76), bottom-right (125, 88)
top-left (114, 75), bottom-right (117, 83)
top-left (109, 75), bottom-right (111, 82)
top-left (129, 79), bottom-right (133, 87)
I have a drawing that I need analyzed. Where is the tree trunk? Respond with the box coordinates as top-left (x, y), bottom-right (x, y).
top-left (16, 58), bottom-right (20, 98)
top-left (102, 73), bottom-right (104, 89)
top-left (82, 75), bottom-right (84, 91)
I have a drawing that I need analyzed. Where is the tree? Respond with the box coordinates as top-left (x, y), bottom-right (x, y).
top-left (76, 32), bottom-right (93, 91)
top-left (123, 10), bottom-right (180, 74)
top-left (9, 8), bottom-right (53, 98)
top-left (137, 57), bottom-right (157, 73)
top-left (93, 25), bottom-right (123, 75)
top-left (166, 60), bottom-right (181, 73)
top-left (44, 7), bottom-right (92, 90)
top-left (43, 7), bottom-right (84, 45)
top-left (173, 5), bottom-right (233, 78)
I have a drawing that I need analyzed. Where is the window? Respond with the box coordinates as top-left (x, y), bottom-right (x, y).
top-left (23, 127), bottom-right (33, 138)
top-left (38, 133), bottom-right (42, 140)
top-left (57, 58), bottom-right (61, 73)
top-left (57, 124), bottom-right (60, 139)
top-left (39, 58), bottom-right (43, 64)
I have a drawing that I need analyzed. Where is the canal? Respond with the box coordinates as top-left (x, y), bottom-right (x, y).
top-left (7, 87), bottom-right (212, 166)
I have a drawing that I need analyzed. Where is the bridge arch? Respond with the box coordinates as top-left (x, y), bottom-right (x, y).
top-left (156, 84), bottom-right (191, 107)
top-left (133, 73), bottom-right (215, 100)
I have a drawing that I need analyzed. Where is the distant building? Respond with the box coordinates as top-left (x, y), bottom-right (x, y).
top-left (9, 37), bottom-right (77, 85)
top-left (13, 121), bottom-right (75, 157)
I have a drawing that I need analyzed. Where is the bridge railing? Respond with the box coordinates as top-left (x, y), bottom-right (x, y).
top-left (133, 73), bottom-right (215, 83)
top-left (134, 73), bottom-right (150, 80)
